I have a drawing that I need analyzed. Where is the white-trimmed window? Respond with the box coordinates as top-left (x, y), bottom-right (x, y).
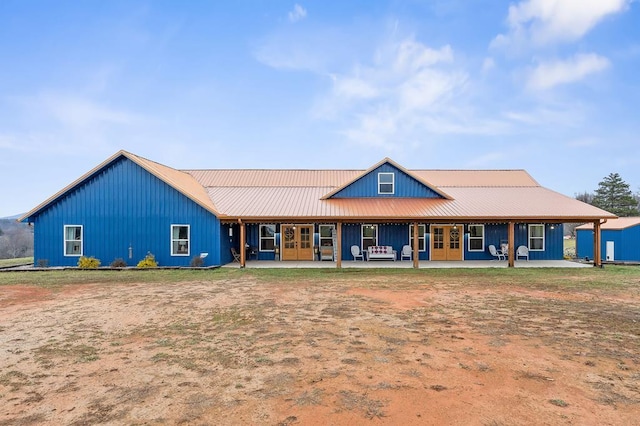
top-left (468, 224), bottom-right (484, 251)
top-left (64, 225), bottom-right (83, 256)
top-left (260, 224), bottom-right (276, 251)
top-left (409, 224), bottom-right (426, 251)
top-left (528, 224), bottom-right (545, 251)
top-left (362, 224), bottom-right (378, 250)
top-left (378, 172), bottom-right (394, 194)
top-left (171, 225), bottom-right (190, 256)
top-left (319, 224), bottom-right (335, 247)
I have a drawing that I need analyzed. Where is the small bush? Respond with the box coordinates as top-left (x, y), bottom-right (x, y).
top-left (190, 256), bottom-right (204, 267)
top-left (110, 258), bottom-right (127, 268)
top-left (137, 252), bottom-right (158, 268)
top-left (77, 256), bottom-right (101, 269)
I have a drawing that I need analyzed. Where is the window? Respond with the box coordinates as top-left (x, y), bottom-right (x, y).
top-left (378, 172), bottom-right (394, 194)
top-left (468, 225), bottom-right (484, 251)
top-left (260, 224), bottom-right (276, 251)
top-left (361, 224), bottom-right (378, 250)
top-left (319, 225), bottom-right (335, 247)
top-left (171, 225), bottom-right (190, 256)
top-left (64, 225), bottom-right (83, 256)
top-left (409, 224), bottom-right (426, 251)
top-left (528, 224), bottom-right (545, 251)
top-left (433, 227), bottom-right (444, 249)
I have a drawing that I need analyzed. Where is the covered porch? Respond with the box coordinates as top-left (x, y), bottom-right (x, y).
top-left (228, 219), bottom-right (605, 269)
top-left (223, 259), bottom-right (592, 269)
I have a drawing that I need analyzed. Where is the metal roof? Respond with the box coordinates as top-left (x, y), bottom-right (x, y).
top-left (20, 150), bottom-right (616, 223)
top-left (576, 217), bottom-right (640, 230)
top-left (183, 168), bottom-right (538, 188)
top-left (205, 186), bottom-right (613, 221)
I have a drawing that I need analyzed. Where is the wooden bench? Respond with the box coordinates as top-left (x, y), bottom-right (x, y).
top-left (320, 246), bottom-right (334, 261)
top-left (367, 246), bottom-right (396, 261)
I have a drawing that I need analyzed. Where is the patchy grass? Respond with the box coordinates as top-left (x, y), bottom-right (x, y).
top-left (0, 257), bottom-right (33, 268)
top-left (1, 267), bottom-right (639, 424)
top-left (2, 265), bottom-right (639, 290)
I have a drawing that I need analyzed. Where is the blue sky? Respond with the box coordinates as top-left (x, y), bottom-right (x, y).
top-left (1, 0), bottom-right (639, 217)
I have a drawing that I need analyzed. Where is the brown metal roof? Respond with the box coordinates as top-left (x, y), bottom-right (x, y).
top-left (184, 169), bottom-right (361, 187)
top-left (412, 170), bottom-right (539, 187)
top-left (576, 217), bottom-right (640, 230)
top-left (19, 151), bottom-right (615, 223)
top-left (187, 164), bottom-right (611, 221)
top-left (129, 152), bottom-right (220, 215)
top-left (206, 186), bottom-right (614, 221)
top-left (183, 168), bottom-right (538, 188)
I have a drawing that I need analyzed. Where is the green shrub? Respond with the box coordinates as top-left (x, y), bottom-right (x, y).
top-left (190, 256), bottom-right (204, 267)
top-left (110, 258), bottom-right (127, 268)
top-left (77, 256), bottom-right (101, 269)
top-left (137, 252), bottom-right (158, 268)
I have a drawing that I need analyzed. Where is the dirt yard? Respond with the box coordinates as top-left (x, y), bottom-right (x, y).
top-left (1, 270), bottom-right (639, 425)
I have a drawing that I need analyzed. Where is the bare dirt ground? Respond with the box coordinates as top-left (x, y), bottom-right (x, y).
top-left (1, 272), bottom-right (639, 425)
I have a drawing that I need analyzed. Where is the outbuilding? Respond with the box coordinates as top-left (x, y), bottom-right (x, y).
top-left (576, 217), bottom-right (640, 262)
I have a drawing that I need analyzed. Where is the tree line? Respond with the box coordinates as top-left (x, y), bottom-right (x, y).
top-left (575, 172), bottom-right (640, 217)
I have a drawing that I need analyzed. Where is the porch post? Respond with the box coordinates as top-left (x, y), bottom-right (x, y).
top-left (239, 220), bottom-right (246, 268)
top-left (336, 222), bottom-right (342, 269)
top-left (412, 222), bottom-right (419, 269)
top-left (508, 221), bottom-right (515, 268)
top-left (594, 220), bottom-right (601, 267)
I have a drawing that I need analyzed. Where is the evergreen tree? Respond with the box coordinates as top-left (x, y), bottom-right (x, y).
top-left (592, 173), bottom-right (639, 217)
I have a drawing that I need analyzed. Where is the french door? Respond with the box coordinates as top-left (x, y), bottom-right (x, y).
top-left (431, 225), bottom-right (463, 261)
top-left (281, 225), bottom-right (314, 261)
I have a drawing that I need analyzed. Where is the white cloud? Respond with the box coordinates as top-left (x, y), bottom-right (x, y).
top-left (288, 4), bottom-right (307, 23)
top-left (482, 57), bottom-right (496, 73)
top-left (314, 38), bottom-right (483, 147)
top-left (527, 53), bottom-right (610, 90)
top-left (331, 75), bottom-right (379, 100)
top-left (492, 0), bottom-right (631, 48)
top-left (35, 93), bottom-right (138, 128)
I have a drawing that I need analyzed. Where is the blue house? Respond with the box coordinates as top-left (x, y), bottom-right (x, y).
top-left (576, 218), bottom-right (640, 262)
top-left (20, 150), bottom-right (614, 268)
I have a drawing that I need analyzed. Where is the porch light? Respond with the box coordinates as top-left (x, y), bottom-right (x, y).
top-left (229, 227), bottom-right (233, 237)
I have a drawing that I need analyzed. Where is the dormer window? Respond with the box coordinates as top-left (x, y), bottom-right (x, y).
top-left (378, 172), bottom-right (394, 194)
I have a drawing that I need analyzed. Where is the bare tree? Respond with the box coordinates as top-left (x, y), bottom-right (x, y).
top-left (575, 191), bottom-right (594, 205)
top-left (0, 227), bottom-right (33, 258)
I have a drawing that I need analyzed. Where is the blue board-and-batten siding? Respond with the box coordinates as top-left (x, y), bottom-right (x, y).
top-left (29, 157), bottom-right (221, 267)
top-left (330, 163), bottom-right (442, 198)
top-left (577, 226), bottom-right (640, 261)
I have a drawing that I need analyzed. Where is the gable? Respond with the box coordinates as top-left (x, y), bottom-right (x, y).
top-left (20, 150), bottom-right (220, 223)
top-left (326, 162), bottom-right (446, 199)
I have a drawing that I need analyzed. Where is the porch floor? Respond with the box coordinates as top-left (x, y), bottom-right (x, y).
top-left (223, 260), bottom-right (591, 269)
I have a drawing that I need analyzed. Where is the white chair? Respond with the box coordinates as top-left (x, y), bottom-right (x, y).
top-left (400, 245), bottom-right (412, 261)
top-left (488, 244), bottom-right (505, 260)
top-left (516, 245), bottom-right (529, 261)
top-left (351, 245), bottom-right (364, 261)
